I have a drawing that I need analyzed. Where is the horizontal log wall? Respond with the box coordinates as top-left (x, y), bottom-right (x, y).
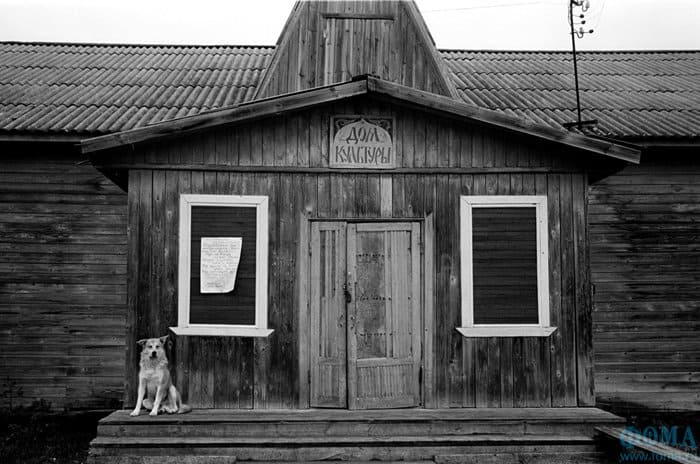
top-left (0, 144), bottom-right (126, 410)
top-left (119, 99), bottom-right (594, 409)
top-left (590, 155), bottom-right (700, 412)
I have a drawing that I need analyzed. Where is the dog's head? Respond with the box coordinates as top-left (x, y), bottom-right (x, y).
top-left (136, 335), bottom-right (169, 361)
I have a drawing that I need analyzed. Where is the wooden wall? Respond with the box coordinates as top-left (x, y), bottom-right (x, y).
top-left (0, 143), bottom-right (126, 410)
top-left (112, 98), bottom-right (596, 409)
top-left (256, 0), bottom-right (455, 98)
top-left (590, 154), bottom-right (700, 412)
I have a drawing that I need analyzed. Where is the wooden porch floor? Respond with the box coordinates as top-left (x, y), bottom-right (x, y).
top-left (89, 407), bottom-right (625, 464)
top-left (102, 407), bottom-right (623, 423)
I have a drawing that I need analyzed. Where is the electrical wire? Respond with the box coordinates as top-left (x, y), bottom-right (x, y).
top-left (423, 1), bottom-right (561, 13)
top-left (587, 0), bottom-right (607, 30)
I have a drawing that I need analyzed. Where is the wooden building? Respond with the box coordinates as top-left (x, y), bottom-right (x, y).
top-left (0, 143), bottom-right (127, 410)
top-left (84, 74), bottom-right (638, 410)
top-left (0, 1), bottom-right (698, 460)
top-left (77, 1), bottom-right (640, 461)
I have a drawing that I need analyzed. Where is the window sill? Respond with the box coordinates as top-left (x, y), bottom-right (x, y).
top-left (170, 326), bottom-right (274, 337)
top-left (456, 326), bottom-right (557, 338)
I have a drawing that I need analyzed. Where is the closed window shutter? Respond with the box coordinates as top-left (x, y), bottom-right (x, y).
top-left (472, 207), bottom-right (539, 324)
top-left (189, 206), bottom-right (257, 325)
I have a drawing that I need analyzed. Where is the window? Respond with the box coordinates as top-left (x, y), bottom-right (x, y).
top-left (171, 194), bottom-right (273, 337)
top-left (458, 195), bottom-right (556, 337)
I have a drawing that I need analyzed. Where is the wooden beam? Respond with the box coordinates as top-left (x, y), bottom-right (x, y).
top-left (366, 77), bottom-right (641, 164)
top-left (0, 134), bottom-right (82, 143)
top-left (83, 74), bottom-right (640, 164)
top-left (91, 164), bottom-right (572, 174)
top-left (322, 13), bottom-right (396, 20)
top-left (597, 426), bottom-right (700, 464)
top-left (297, 212), bottom-right (311, 409)
top-left (400, 0), bottom-right (460, 99)
top-left (253, 0), bottom-right (305, 100)
top-left (423, 213), bottom-right (436, 408)
top-left (82, 80), bottom-right (369, 154)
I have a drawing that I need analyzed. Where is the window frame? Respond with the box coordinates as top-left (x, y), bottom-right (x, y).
top-left (171, 194), bottom-right (273, 337)
top-left (458, 195), bottom-right (556, 338)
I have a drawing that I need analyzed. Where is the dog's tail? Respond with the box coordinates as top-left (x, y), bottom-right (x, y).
top-left (171, 385), bottom-right (192, 414)
top-left (176, 392), bottom-right (192, 414)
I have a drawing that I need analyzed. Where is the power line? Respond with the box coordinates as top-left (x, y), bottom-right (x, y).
top-left (588, 0), bottom-right (607, 30)
top-left (423, 1), bottom-right (561, 13)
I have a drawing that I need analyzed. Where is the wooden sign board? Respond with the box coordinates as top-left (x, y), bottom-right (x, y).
top-left (330, 116), bottom-right (395, 169)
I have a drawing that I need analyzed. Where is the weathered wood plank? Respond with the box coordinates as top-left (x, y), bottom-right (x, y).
top-left (447, 175), bottom-right (463, 407)
top-left (423, 213), bottom-right (436, 408)
top-left (277, 174), bottom-right (297, 408)
top-left (573, 174), bottom-right (594, 406)
top-left (590, 161), bottom-right (700, 410)
top-left (254, 174), bottom-right (277, 408)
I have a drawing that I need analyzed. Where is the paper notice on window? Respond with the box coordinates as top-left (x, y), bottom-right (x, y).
top-left (200, 237), bottom-right (242, 294)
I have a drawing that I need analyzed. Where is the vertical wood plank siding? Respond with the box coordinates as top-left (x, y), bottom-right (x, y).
top-left (590, 157), bottom-right (700, 411)
top-left (256, 1), bottom-right (454, 99)
top-left (0, 146), bottom-right (126, 410)
top-left (118, 99), bottom-right (594, 408)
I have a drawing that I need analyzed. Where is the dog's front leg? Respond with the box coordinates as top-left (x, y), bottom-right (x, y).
top-left (130, 377), bottom-right (145, 416)
top-left (149, 384), bottom-right (165, 416)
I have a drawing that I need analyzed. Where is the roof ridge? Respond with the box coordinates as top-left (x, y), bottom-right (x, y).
top-left (0, 40), bottom-right (276, 50)
top-left (439, 49), bottom-right (700, 54)
top-left (2, 42), bottom-right (698, 54)
top-left (452, 86), bottom-right (700, 93)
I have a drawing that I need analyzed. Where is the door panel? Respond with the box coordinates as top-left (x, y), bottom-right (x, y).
top-left (354, 229), bottom-right (387, 359)
top-left (347, 223), bottom-right (422, 409)
top-left (309, 222), bottom-right (347, 408)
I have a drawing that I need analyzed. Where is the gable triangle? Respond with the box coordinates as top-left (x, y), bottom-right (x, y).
top-left (255, 0), bottom-right (458, 99)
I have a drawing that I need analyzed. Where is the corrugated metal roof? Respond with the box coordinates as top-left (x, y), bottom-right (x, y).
top-left (0, 43), bottom-right (273, 135)
top-left (442, 50), bottom-right (700, 139)
top-left (0, 42), bottom-right (698, 139)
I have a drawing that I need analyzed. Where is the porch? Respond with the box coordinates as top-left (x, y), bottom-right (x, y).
top-left (88, 407), bottom-right (624, 463)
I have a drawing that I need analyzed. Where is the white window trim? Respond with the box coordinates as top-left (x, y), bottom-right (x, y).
top-left (171, 194), bottom-right (273, 338)
top-left (457, 195), bottom-right (556, 338)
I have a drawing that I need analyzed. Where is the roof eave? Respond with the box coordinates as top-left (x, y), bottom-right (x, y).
top-left (81, 75), bottom-right (640, 164)
top-left (365, 77), bottom-right (640, 164)
top-left (0, 133), bottom-right (83, 144)
top-left (81, 79), bottom-right (370, 154)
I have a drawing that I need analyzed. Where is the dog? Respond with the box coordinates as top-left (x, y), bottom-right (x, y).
top-left (130, 335), bottom-right (191, 416)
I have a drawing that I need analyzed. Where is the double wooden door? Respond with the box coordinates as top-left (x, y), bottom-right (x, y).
top-left (309, 222), bottom-right (422, 409)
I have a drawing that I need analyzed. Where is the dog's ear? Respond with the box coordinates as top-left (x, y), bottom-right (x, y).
top-left (159, 335), bottom-right (169, 345)
top-left (136, 338), bottom-right (148, 347)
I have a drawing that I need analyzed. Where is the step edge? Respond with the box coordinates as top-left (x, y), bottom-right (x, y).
top-left (90, 434), bottom-right (597, 447)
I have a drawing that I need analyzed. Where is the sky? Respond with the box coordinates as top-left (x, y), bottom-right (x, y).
top-left (0, 0), bottom-right (698, 50)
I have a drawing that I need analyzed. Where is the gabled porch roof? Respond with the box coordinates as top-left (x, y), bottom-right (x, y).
top-left (81, 75), bottom-right (640, 164)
